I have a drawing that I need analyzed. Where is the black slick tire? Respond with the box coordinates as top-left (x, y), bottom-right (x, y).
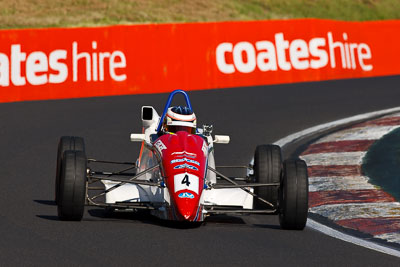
top-left (253, 144), bottom-right (282, 209)
top-left (55, 136), bottom-right (85, 204)
top-left (279, 159), bottom-right (309, 230)
top-left (57, 150), bottom-right (87, 221)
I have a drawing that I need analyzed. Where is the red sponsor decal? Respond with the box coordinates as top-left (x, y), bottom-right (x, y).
top-left (1, 19), bottom-right (400, 102)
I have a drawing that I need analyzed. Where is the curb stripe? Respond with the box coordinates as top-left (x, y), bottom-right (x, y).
top-left (336, 217), bottom-right (400, 236)
top-left (308, 165), bottom-right (362, 177)
top-left (309, 176), bottom-right (375, 192)
top-left (300, 152), bottom-right (366, 166)
top-left (315, 126), bottom-right (400, 143)
top-left (309, 190), bottom-right (396, 207)
top-left (302, 113), bottom-right (400, 247)
top-left (302, 140), bottom-right (375, 155)
top-left (352, 116), bottom-right (400, 128)
top-left (375, 233), bottom-right (400, 244)
top-left (310, 202), bottom-right (400, 221)
top-left (272, 107), bottom-right (400, 257)
top-left (274, 107), bottom-right (400, 148)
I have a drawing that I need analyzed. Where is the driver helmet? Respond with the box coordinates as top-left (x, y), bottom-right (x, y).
top-left (163, 106), bottom-right (196, 134)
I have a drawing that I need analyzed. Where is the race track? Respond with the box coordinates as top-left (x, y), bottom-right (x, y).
top-left (1, 75), bottom-right (400, 266)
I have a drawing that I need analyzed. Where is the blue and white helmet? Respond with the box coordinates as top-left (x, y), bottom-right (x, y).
top-left (164, 106), bottom-right (196, 134)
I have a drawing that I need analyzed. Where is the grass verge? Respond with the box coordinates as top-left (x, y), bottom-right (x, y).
top-left (0, 0), bottom-right (399, 29)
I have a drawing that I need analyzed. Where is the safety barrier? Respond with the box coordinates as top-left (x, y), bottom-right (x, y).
top-left (0, 19), bottom-right (399, 102)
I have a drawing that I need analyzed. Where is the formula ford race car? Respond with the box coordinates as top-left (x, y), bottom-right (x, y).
top-left (55, 90), bottom-right (309, 230)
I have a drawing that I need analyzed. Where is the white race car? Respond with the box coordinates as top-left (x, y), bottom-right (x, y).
top-left (55, 90), bottom-right (308, 229)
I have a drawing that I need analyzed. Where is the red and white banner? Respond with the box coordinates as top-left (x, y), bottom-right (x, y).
top-left (0, 19), bottom-right (400, 102)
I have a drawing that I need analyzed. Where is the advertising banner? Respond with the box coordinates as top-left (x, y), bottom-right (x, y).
top-left (0, 19), bottom-right (399, 102)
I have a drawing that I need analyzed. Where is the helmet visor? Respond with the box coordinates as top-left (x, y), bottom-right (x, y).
top-left (169, 126), bottom-right (196, 134)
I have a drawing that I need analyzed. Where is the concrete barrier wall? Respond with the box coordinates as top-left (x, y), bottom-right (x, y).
top-left (0, 19), bottom-right (399, 102)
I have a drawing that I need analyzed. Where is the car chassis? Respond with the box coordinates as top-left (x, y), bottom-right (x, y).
top-left (55, 90), bottom-right (308, 230)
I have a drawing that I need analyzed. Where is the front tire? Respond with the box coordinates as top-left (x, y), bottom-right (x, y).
top-left (57, 150), bottom-right (87, 221)
top-left (279, 159), bottom-right (309, 230)
top-left (253, 145), bottom-right (282, 208)
top-left (55, 136), bottom-right (85, 204)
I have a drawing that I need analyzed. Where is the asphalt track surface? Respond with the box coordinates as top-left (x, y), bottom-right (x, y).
top-left (2, 75), bottom-right (400, 266)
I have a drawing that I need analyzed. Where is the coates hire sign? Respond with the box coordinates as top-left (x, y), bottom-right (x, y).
top-left (216, 32), bottom-right (372, 74)
top-left (0, 19), bottom-right (399, 103)
top-left (0, 42), bottom-right (126, 87)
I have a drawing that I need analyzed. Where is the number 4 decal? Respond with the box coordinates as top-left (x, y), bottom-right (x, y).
top-left (181, 174), bottom-right (190, 186)
top-left (174, 173), bottom-right (199, 194)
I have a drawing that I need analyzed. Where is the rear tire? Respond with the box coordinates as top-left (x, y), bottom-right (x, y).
top-left (253, 145), bottom-right (282, 208)
top-left (55, 136), bottom-right (85, 204)
top-left (279, 159), bottom-right (309, 230)
top-left (57, 150), bottom-right (87, 221)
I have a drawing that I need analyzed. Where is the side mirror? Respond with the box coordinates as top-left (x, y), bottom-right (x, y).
top-left (141, 106), bottom-right (160, 128)
top-left (142, 106), bottom-right (154, 121)
top-left (130, 133), bottom-right (145, 142)
top-left (214, 135), bottom-right (230, 144)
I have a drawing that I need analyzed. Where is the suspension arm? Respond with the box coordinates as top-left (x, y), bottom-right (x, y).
top-left (88, 175), bottom-right (160, 187)
top-left (89, 164), bottom-right (160, 200)
top-left (207, 166), bottom-right (276, 209)
top-left (211, 182), bottom-right (280, 189)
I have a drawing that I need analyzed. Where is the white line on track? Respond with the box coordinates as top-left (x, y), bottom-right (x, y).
top-left (307, 219), bottom-right (400, 257)
top-left (272, 106), bottom-right (400, 257)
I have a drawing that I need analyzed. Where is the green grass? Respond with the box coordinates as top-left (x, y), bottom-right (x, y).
top-left (0, 0), bottom-right (399, 29)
